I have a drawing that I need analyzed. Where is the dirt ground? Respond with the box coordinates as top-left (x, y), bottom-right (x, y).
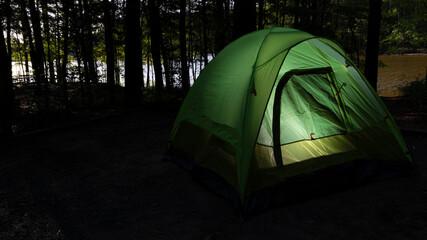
top-left (0, 99), bottom-right (426, 240)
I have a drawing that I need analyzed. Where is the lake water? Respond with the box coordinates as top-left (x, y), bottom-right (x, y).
top-left (377, 54), bottom-right (427, 97)
top-left (12, 54), bottom-right (427, 97)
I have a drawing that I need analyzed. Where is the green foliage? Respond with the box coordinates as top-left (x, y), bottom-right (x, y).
top-left (400, 75), bottom-right (427, 109)
top-left (381, 0), bottom-right (427, 53)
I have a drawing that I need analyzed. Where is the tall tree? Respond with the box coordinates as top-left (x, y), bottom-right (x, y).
top-left (364, 0), bottom-right (382, 91)
top-left (104, 0), bottom-right (116, 104)
top-left (41, 0), bottom-right (56, 83)
top-left (19, 0), bottom-right (40, 91)
top-left (179, 0), bottom-right (190, 91)
top-left (5, 0), bottom-right (12, 70)
top-left (77, 0), bottom-right (90, 85)
top-left (232, 0), bottom-right (256, 40)
top-left (293, 0), bottom-right (300, 28)
top-left (75, 0), bottom-right (92, 106)
top-left (55, 0), bottom-right (62, 83)
top-left (258, 0), bottom-right (265, 30)
top-left (148, 0), bottom-right (164, 99)
top-left (83, 0), bottom-right (98, 83)
top-left (28, 0), bottom-right (48, 92)
top-left (0, 23), bottom-right (14, 136)
top-left (61, 0), bottom-right (71, 109)
top-left (214, 0), bottom-right (225, 54)
top-left (161, 39), bottom-right (172, 91)
top-left (201, 0), bottom-right (208, 66)
top-left (125, 0), bottom-right (143, 106)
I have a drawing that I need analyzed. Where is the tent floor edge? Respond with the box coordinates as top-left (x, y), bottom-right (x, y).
top-left (168, 146), bottom-right (415, 217)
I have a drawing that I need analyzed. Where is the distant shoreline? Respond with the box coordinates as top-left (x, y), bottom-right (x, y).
top-left (380, 53), bottom-right (427, 56)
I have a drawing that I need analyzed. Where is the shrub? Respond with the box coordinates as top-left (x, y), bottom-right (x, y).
top-left (400, 75), bottom-right (427, 109)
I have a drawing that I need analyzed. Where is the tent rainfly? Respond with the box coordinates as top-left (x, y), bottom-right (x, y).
top-left (167, 28), bottom-right (415, 215)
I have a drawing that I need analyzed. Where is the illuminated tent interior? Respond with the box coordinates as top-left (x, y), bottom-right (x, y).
top-left (168, 28), bottom-right (414, 215)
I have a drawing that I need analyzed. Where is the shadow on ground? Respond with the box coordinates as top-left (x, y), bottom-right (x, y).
top-left (1, 102), bottom-right (426, 240)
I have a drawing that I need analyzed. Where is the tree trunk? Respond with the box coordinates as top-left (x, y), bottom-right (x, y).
top-left (61, 0), bottom-right (71, 110)
top-left (104, 0), bottom-right (115, 105)
top-left (364, 0), bottom-right (382, 91)
top-left (258, 0), bottom-right (265, 30)
top-left (55, 0), bottom-right (62, 83)
top-left (5, 0), bottom-right (12, 73)
top-left (224, 0), bottom-right (231, 43)
top-left (161, 39), bottom-right (172, 91)
top-left (179, 0), bottom-right (190, 91)
top-left (19, 0), bottom-right (40, 90)
top-left (201, 0), bottom-right (208, 66)
top-left (77, 0), bottom-right (92, 106)
top-left (311, 0), bottom-right (318, 29)
top-left (125, 0), bottom-right (143, 106)
top-left (0, 24), bottom-right (15, 136)
top-left (112, 0), bottom-right (121, 85)
top-left (293, 0), bottom-right (300, 28)
top-left (83, 0), bottom-right (98, 83)
top-left (41, 0), bottom-right (56, 83)
top-left (300, 0), bottom-right (310, 30)
top-left (15, 38), bottom-right (26, 75)
top-left (28, 0), bottom-right (49, 98)
top-left (232, 0), bottom-right (256, 40)
top-left (214, 0), bottom-right (225, 54)
top-left (23, 37), bottom-right (30, 75)
top-left (146, 52), bottom-right (150, 88)
top-left (148, 0), bottom-right (164, 99)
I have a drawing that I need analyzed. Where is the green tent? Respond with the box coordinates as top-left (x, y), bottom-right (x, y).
top-left (168, 28), bottom-right (414, 214)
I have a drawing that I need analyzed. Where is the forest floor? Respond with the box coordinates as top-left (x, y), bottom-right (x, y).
top-left (0, 97), bottom-right (426, 240)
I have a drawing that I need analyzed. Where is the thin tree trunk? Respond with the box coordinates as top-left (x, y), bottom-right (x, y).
top-left (83, 0), bottom-right (98, 83)
top-left (23, 37), bottom-right (30, 75)
top-left (71, 0), bottom-right (85, 101)
top-left (146, 52), bottom-right (150, 88)
top-left (19, 0), bottom-right (40, 91)
top-left (148, 0), bottom-right (164, 99)
top-left (112, 0), bottom-right (121, 85)
top-left (41, 0), bottom-right (56, 83)
top-left (61, 0), bottom-right (71, 110)
top-left (311, 0), bottom-right (318, 29)
top-left (28, 0), bottom-right (49, 103)
top-left (293, 0), bottom-right (300, 28)
top-left (15, 37), bottom-right (25, 75)
top-left (179, 0), bottom-right (190, 91)
top-left (201, 0), bottom-right (208, 66)
top-left (55, 0), bottom-right (62, 83)
top-left (275, 0), bottom-right (280, 26)
top-left (300, 0), bottom-right (310, 29)
top-left (125, 0), bottom-right (143, 106)
top-left (161, 39), bottom-right (172, 91)
top-left (224, 0), bottom-right (231, 43)
top-left (5, 0), bottom-right (12, 72)
top-left (364, 0), bottom-right (382, 91)
top-left (349, 17), bottom-right (360, 67)
top-left (104, 0), bottom-right (115, 105)
top-left (214, 0), bottom-right (225, 54)
top-left (232, 0), bottom-right (256, 40)
top-left (0, 24), bottom-right (15, 136)
top-left (77, 0), bottom-right (92, 106)
top-left (188, 34), bottom-right (196, 83)
top-left (258, 0), bottom-right (264, 30)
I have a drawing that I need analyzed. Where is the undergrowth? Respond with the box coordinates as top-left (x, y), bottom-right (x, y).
top-left (400, 76), bottom-right (427, 109)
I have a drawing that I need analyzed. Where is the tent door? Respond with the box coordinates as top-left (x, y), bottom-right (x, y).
top-left (272, 67), bottom-right (348, 167)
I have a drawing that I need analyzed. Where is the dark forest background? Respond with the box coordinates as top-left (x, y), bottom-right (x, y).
top-left (1, 0), bottom-right (426, 136)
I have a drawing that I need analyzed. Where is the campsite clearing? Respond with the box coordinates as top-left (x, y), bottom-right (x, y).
top-left (0, 99), bottom-right (426, 240)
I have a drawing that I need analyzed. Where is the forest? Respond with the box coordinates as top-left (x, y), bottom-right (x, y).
top-left (0, 0), bottom-right (426, 136)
